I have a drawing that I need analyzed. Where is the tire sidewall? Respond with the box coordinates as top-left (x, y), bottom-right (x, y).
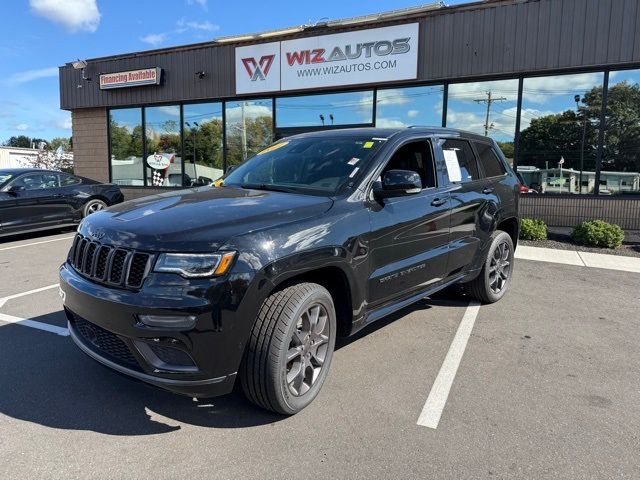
top-left (481, 231), bottom-right (515, 302)
top-left (83, 199), bottom-right (107, 217)
top-left (277, 286), bottom-right (336, 414)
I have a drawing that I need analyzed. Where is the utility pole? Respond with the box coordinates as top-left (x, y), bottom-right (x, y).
top-left (473, 91), bottom-right (507, 136)
top-left (241, 101), bottom-right (247, 160)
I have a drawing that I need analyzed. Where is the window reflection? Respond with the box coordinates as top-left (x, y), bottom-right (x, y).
top-left (145, 105), bottom-right (182, 187)
top-left (276, 91), bottom-right (372, 127)
top-left (225, 99), bottom-right (273, 169)
top-left (603, 69), bottom-right (640, 194)
top-left (518, 72), bottom-right (604, 194)
top-left (183, 103), bottom-right (224, 186)
top-left (447, 79), bottom-right (519, 163)
top-left (109, 108), bottom-right (144, 186)
top-left (376, 85), bottom-right (443, 128)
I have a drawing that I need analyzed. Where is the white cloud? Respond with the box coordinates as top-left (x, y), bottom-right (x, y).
top-left (157, 106), bottom-right (180, 117)
top-left (140, 33), bottom-right (167, 47)
top-left (447, 107), bottom-right (517, 140)
top-left (225, 104), bottom-right (272, 124)
top-left (15, 123), bottom-right (29, 131)
top-left (448, 79), bottom-right (520, 104)
top-left (376, 89), bottom-right (411, 106)
top-left (376, 118), bottom-right (408, 128)
top-left (522, 72), bottom-right (603, 104)
top-left (407, 109), bottom-right (419, 119)
top-left (186, 0), bottom-right (207, 9)
top-left (4, 67), bottom-right (58, 86)
top-left (506, 106), bottom-right (555, 130)
top-left (177, 18), bottom-right (219, 33)
top-left (56, 116), bottom-right (72, 129)
top-left (30, 0), bottom-right (100, 32)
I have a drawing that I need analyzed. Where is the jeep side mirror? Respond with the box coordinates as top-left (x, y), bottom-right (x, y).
top-left (373, 170), bottom-right (422, 199)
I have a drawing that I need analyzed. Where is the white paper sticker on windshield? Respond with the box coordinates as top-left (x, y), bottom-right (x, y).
top-left (348, 157), bottom-right (360, 166)
top-left (443, 149), bottom-right (462, 182)
top-left (349, 167), bottom-right (360, 178)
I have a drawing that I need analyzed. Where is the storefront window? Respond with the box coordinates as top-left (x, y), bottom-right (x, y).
top-left (145, 105), bottom-right (182, 187)
top-left (276, 91), bottom-right (373, 127)
top-left (109, 108), bottom-right (144, 186)
top-left (602, 69), bottom-right (640, 194)
top-left (518, 72), bottom-right (604, 194)
top-left (183, 103), bottom-right (224, 186)
top-left (446, 79), bottom-right (519, 165)
top-left (376, 85), bottom-right (444, 128)
top-left (225, 99), bottom-right (273, 168)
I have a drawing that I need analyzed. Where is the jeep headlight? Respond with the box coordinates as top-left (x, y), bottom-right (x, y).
top-left (154, 252), bottom-right (236, 278)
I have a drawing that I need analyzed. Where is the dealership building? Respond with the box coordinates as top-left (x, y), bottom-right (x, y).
top-left (59, 0), bottom-right (640, 229)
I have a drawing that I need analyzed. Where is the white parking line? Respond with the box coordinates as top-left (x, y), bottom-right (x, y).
top-left (0, 235), bottom-right (75, 252)
top-left (417, 300), bottom-right (481, 429)
top-left (0, 284), bottom-right (60, 308)
top-left (0, 312), bottom-right (69, 336)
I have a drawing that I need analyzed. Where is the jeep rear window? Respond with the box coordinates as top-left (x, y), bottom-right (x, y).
top-left (223, 136), bottom-right (384, 196)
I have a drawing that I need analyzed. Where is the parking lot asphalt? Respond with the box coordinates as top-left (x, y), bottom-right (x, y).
top-left (0, 231), bottom-right (639, 479)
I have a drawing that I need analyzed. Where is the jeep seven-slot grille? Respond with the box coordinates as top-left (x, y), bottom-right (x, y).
top-left (68, 234), bottom-right (153, 289)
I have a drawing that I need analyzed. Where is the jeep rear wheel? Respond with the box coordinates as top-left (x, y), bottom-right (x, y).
top-left (465, 230), bottom-right (514, 303)
top-left (240, 282), bottom-right (336, 415)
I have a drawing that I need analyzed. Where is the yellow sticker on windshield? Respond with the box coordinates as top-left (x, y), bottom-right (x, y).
top-left (257, 141), bottom-right (289, 155)
top-left (213, 178), bottom-right (224, 187)
top-left (363, 141), bottom-right (374, 149)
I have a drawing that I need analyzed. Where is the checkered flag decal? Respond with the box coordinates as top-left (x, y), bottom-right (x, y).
top-left (152, 168), bottom-right (166, 186)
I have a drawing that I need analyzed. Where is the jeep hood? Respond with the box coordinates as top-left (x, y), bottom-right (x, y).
top-left (78, 186), bottom-right (333, 252)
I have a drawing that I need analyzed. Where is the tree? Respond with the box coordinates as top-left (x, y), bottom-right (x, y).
top-left (496, 141), bottom-right (514, 159)
top-left (518, 81), bottom-right (640, 175)
top-left (518, 93), bottom-right (600, 170)
top-left (17, 149), bottom-right (73, 172)
top-left (4, 135), bottom-right (32, 148)
top-left (600, 80), bottom-right (640, 172)
top-left (226, 116), bottom-right (273, 167)
top-left (49, 137), bottom-right (72, 153)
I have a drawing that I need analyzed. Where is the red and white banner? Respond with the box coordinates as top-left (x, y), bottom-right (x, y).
top-left (99, 68), bottom-right (161, 90)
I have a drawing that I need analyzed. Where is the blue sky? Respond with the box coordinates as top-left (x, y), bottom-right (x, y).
top-left (0, 0), bottom-right (517, 144)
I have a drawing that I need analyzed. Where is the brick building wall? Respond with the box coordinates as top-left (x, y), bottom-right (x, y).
top-left (71, 108), bottom-right (109, 183)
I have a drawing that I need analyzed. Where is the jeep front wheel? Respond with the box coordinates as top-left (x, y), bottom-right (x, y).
top-left (240, 282), bottom-right (336, 415)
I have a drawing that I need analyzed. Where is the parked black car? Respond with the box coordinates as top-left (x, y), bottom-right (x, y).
top-left (60, 127), bottom-right (519, 414)
top-left (0, 168), bottom-right (124, 238)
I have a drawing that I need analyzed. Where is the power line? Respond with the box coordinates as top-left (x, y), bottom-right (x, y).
top-left (473, 91), bottom-right (507, 136)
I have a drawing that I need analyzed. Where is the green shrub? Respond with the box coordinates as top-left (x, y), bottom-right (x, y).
top-left (571, 220), bottom-right (624, 248)
top-left (519, 218), bottom-right (548, 241)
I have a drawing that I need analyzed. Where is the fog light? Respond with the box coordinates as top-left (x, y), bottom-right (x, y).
top-left (138, 314), bottom-right (197, 330)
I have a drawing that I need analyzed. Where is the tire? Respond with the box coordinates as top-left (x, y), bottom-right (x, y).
top-left (240, 282), bottom-right (337, 415)
top-left (83, 199), bottom-right (107, 217)
top-left (465, 230), bottom-right (515, 304)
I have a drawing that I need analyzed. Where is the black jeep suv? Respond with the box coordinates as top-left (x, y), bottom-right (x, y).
top-left (60, 127), bottom-right (519, 414)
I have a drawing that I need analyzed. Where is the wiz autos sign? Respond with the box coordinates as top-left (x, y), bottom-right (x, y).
top-left (235, 24), bottom-right (419, 94)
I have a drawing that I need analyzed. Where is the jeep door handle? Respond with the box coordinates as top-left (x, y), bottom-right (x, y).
top-left (431, 198), bottom-right (447, 207)
top-left (482, 187), bottom-right (494, 194)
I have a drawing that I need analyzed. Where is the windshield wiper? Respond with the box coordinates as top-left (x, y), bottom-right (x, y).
top-left (240, 183), bottom-right (299, 194)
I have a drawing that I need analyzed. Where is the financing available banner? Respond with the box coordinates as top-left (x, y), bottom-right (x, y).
top-left (235, 23), bottom-right (420, 95)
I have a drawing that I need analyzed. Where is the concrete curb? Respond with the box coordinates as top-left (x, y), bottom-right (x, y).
top-left (515, 245), bottom-right (640, 273)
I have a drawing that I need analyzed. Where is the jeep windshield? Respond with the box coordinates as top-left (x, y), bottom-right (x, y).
top-left (222, 136), bottom-right (385, 196)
